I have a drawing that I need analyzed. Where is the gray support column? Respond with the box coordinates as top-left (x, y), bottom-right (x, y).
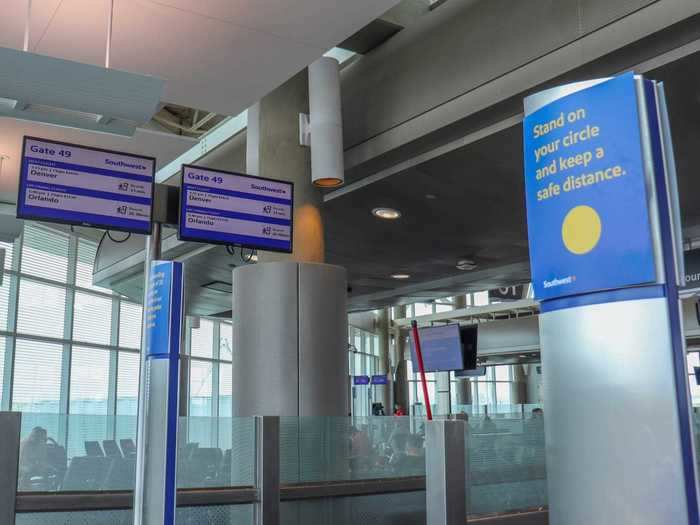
top-left (393, 306), bottom-right (409, 413)
top-left (425, 419), bottom-right (467, 525)
top-left (255, 416), bottom-right (280, 525)
top-left (436, 372), bottom-right (451, 416)
top-left (451, 296), bottom-right (471, 410)
top-left (0, 411), bottom-right (20, 525)
top-left (510, 364), bottom-right (527, 406)
top-left (133, 223), bottom-right (161, 525)
top-left (377, 308), bottom-right (391, 411)
top-left (246, 70), bottom-right (323, 264)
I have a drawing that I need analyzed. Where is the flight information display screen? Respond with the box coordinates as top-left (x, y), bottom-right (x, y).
top-left (410, 324), bottom-right (466, 372)
top-left (17, 136), bottom-right (155, 233)
top-left (179, 164), bottom-right (293, 253)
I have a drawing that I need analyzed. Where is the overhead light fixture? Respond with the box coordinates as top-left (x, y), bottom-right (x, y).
top-left (456, 258), bottom-right (478, 271)
top-left (0, 46), bottom-right (163, 136)
top-left (391, 273), bottom-right (411, 280)
top-left (300, 57), bottom-right (345, 187)
top-left (372, 207), bottom-right (401, 220)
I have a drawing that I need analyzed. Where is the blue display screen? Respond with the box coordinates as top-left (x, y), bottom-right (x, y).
top-left (523, 73), bottom-right (657, 300)
top-left (179, 164), bottom-right (293, 253)
top-left (17, 136), bottom-right (154, 234)
top-left (410, 324), bottom-right (464, 372)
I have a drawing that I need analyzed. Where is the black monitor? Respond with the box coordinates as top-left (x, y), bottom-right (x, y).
top-left (460, 325), bottom-right (478, 370)
top-left (455, 366), bottom-right (486, 378)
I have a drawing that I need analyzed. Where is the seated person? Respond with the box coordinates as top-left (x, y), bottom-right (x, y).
top-left (18, 426), bottom-right (49, 490)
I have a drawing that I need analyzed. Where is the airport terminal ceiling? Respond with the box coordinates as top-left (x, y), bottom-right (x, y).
top-left (327, 50), bottom-right (700, 311)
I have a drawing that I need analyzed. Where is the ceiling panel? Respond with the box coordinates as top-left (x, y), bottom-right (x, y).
top-left (32, 0), bottom-right (111, 67)
top-left (143, 0), bottom-right (399, 48)
top-left (0, 0), bottom-right (63, 51)
top-left (109, 0), bottom-right (320, 115)
top-left (1, 0), bottom-right (398, 117)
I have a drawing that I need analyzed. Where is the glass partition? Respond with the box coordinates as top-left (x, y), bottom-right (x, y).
top-left (15, 410), bottom-right (548, 521)
top-left (16, 414), bottom-right (256, 492)
top-left (467, 411), bottom-right (547, 515)
top-left (279, 416), bottom-right (427, 484)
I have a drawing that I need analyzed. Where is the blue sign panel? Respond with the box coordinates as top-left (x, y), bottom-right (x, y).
top-left (523, 74), bottom-right (657, 301)
top-left (409, 324), bottom-right (465, 372)
top-left (145, 261), bottom-right (183, 357)
top-left (17, 136), bottom-right (154, 233)
top-left (353, 375), bottom-right (370, 386)
top-left (371, 374), bottom-right (389, 385)
top-left (179, 164), bottom-right (293, 253)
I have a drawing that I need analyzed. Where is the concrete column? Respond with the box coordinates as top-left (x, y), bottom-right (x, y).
top-left (393, 305), bottom-right (409, 413)
top-left (451, 295), bottom-right (471, 410)
top-left (526, 364), bottom-right (543, 404)
top-left (377, 308), bottom-right (391, 412)
top-left (246, 70), bottom-right (324, 264)
top-left (436, 372), bottom-right (451, 416)
top-left (510, 364), bottom-right (527, 406)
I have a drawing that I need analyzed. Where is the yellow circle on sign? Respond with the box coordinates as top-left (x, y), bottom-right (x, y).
top-left (561, 205), bottom-right (602, 255)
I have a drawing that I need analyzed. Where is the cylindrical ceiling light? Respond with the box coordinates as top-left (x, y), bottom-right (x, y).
top-left (308, 57), bottom-right (344, 187)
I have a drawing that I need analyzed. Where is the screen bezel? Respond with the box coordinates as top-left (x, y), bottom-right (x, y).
top-left (411, 323), bottom-right (466, 373)
top-left (16, 136), bottom-right (156, 235)
top-left (178, 163), bottom-right (294, 254)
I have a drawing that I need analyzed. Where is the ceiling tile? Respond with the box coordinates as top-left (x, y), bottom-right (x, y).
top-left (140, 0), bottom-right (399, 48)
top-left (110, 0), bottom-right (321, 115)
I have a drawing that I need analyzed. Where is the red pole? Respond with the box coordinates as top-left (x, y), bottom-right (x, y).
top-left (410, 320), bottom-right (433, 421)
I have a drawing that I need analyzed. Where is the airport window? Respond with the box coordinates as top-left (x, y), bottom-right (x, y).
top-left (348, 325), bottom-right (380, 376)
top-left (0, 223), bottom-right (145, 416)
top-left (69, 346), bottom-right (110, 415)
top-left (187, 317), bottom-right (234, 418)
top-left (117, 351), bottom-right (140, 415)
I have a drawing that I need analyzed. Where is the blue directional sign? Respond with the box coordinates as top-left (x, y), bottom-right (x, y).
top-left (353, 375), bottom-right (370, 386)
top-left (145, 261), bottom-right (183, 357)
top-left (371, 374), bottom-right (389, 385)
top-left (523, 73), bottom-right (657, 301)
top-left (179, 164), bottom-right (293, 253)
top-left (17, 136), bottom-right (154, 233)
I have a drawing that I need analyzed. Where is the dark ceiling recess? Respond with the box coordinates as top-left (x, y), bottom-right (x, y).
top-left (324, 49), bottom-right (700, 312)
top-left (339, 19), bottom-right (403, 54)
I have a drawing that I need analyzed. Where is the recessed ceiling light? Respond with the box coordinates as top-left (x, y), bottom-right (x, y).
top-left (456, 258), bottom-right (478, 271)
top-left (425, 193), bottom-right (437, 200)
top-left (372, 207), bottom-right (401, 220)
top-left (391, 273), bottom-right (411, 279)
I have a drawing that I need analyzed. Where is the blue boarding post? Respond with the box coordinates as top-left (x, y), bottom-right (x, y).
top-left (523, 73), bottom-right (699, 524)
top-left (133, 260), bottom-right (184, 525)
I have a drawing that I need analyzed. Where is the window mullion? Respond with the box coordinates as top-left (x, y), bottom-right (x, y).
top-left (61, 234), bottom-right (78, 415)
top-left (5, 233), bottom-right (24, 410)
top-left (107, 296), bottom-right (120, 418)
